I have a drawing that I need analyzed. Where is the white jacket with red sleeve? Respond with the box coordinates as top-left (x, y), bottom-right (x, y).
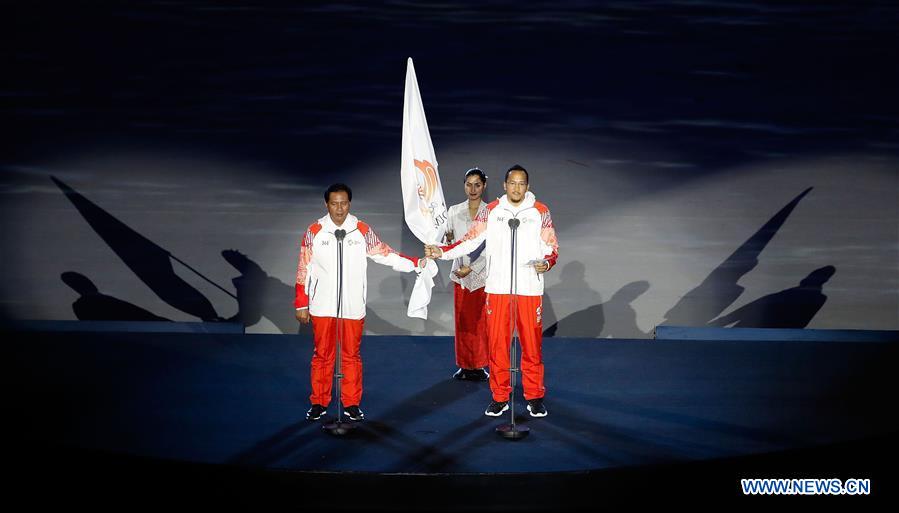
top-left (295, 213), bottom-right (420, 320)
top-left (439, 191), bottom-right (559, 297)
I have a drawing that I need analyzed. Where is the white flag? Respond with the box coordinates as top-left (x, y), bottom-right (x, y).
top-left (401, 58), bottom-right (448, 245)
top-left (401, 58), bottom-right (446, 319)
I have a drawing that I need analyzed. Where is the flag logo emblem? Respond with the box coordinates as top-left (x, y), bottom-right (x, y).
top-left (414, 159), bottom-right (439, 216)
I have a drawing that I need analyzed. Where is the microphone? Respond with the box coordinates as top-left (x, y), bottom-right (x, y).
top-left (498, 214), bottom-right (528, 439)
top-left (334, 229), bottom-right (346, 241)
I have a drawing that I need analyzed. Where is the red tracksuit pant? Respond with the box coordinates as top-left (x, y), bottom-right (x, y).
top-left (309, 315), bottom-right (365, 407)
top-left (453, 283), bottom-right (489, 369)
top-left (485, 293), bottom-right (545, 402)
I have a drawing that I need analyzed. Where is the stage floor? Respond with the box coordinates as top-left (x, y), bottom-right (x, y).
top-left (8, 328), bottom-right (897, 506)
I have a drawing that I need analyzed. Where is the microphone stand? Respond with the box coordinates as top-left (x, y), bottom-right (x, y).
top-left (323, 228), bottom-right (354, 436)
top-left (496, 217), bottom-right (529, 440)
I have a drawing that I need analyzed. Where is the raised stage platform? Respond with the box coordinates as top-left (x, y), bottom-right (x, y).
top-left (8, 325), bottom-right (897, 508)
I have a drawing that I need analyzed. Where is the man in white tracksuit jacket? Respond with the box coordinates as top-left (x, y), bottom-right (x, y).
top-left (427, 165), bottom-right (558, 418)
top-left (296, 183), bottom-right (425, 422)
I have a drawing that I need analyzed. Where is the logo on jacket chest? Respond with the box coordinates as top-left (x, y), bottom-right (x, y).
top-left (494, 216), bottom-right (533, 225)
top-left (319, 238), bottom-right (361, 246)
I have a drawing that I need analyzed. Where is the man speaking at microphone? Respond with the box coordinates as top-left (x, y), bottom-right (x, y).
top-left (296, 183), bottom-right (426, 422)
top-left (426, 165), bottom-right (558, 418)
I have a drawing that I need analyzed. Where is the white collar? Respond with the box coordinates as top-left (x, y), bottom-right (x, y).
top-left (499, 191), bottom-right (536, 211)
top-left (320, 212), bottom-right (358, 232)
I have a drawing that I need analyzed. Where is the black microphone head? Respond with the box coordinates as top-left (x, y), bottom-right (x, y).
top-left (508, 218), bottom-right (520, 229)
top-left (334, 229), bottom-right (346, 241)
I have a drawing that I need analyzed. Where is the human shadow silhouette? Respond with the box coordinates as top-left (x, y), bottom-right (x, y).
top-left (51, 176), bottom-right (223, 321)
top-left (61, 271), bottom-right (170, 321)
top-left (709, 266), bottom-right (837, 328)
top-left (600, 281), bottom-right (650, 338)
top-left (662, 187), bottom-right (813, 327)
top-left (544, 280), bottom-right (650, 339)
top-left (542, 261), bottom-right (603, 337)
top-left (222, 249), bottom-right (296, 334)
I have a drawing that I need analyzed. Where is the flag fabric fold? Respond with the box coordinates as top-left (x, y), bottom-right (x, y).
top-left (400, 58), bottom-right (448, 319)
top-left (408, 259), bottom-right (438, 319)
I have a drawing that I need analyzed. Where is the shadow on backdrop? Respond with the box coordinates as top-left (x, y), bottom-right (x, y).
top-left (51, 176), bottom-right (223, 321)
top-left (222, 249), bottom-right (296, 334)
top-left (542, 261), bottom-right (603, 337)
top-left (709, 266), bottom-right (837, 328)
top-left (61, 271), bottom-right (170, 321)
top-left (599, 281), bottom-right (651, 338)
top-left (544, 279), bottom-right (650, 339)
top-left (662, 187), bottom-right (814, 327)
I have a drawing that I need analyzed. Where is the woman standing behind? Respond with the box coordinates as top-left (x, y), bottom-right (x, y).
top-left (444, 167), bottom-right (490, 381)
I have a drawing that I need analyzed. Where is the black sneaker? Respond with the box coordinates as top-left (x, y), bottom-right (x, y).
top-left (452, 368), bottom-right (466, 380)
top-left (484, 400), bottom-right (509, 417)
top-left (527, 398), bottom-right (547, 418)
top-left (469, 368), bottom-right (489, 381)
top-left (343, 405), bottom-right (365, 421)
top-left (306, 404), bottom-right (326, 421)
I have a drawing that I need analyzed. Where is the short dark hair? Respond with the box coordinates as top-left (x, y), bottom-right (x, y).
top-left (505, 164), bottom-right (528, 183)
top-left (324, 183), bottom-right (352, 202)
top-left (464, 167), bottom-right (487, 184)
